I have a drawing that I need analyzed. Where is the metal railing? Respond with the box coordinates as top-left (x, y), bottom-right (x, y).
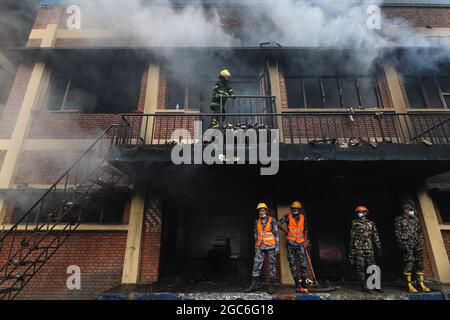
top-left (118, 111), bottom-right (450, 146)
top-left (216, 95), bottom-right (276, 128)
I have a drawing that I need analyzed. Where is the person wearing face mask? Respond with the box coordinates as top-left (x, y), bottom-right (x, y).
top-left (245, 202), bottom-right (279, 294)
top-left (277, 200), bottom-right (310, 294)
top-left (349, 205), bottom-right (383, 293)
top-left (394, 200), bottom-right (430, 293)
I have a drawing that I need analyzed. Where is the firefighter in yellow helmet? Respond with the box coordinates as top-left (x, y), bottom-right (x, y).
top-left (277, 200), bottom-right (310, 293)
top-left (209, 69), bottom-right (234, 128)
top-left (245, 202), bottom-right (279, 294)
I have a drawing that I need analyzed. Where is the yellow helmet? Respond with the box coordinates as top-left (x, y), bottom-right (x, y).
top-left (256, 202), bottom-right (268, 210)
top-left (219, 69), bottom-right (231, 79)
top-left (291, 201), bottom-right (302, 209)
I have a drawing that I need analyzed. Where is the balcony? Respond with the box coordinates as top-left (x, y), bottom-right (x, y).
top-left (107, 96), bottom-right (450, 178)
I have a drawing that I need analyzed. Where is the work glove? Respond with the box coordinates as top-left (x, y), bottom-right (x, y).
top-left (275, 246), bottom-right (280, 253)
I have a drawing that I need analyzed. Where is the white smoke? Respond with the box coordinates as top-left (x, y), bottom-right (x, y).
top-left (60, 0), bottom-right (449, 70)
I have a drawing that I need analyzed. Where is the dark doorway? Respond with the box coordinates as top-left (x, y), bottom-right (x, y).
top-left (304, 178), bottom-right (405, 282)
top-left (159, 167), bottom-right (262, 284)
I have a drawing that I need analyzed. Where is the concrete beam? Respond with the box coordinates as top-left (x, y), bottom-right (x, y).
top-left (0, 24), bottom-right (58, 224)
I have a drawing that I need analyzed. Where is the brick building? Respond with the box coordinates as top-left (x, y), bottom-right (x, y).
top-left (0, 0), bottom-right (449, 299)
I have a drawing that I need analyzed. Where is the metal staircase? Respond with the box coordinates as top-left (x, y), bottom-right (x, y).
top-left (0, 123), bottom-right (130, 300)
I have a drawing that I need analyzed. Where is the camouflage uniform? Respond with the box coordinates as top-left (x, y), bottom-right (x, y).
top-left (394, 215), bottom-right (424, 273)
top-left (210, 78), bottom-right (233, 127)
top-left (349, 217), bottom-right (382, 282)
top-left (278, 213), bottom-right (308, 281)
top-left (251, 217), bottom-right (279, 279)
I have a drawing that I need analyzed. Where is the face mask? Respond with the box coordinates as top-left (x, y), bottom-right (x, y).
top-left (408, 210), bottom-right (416, 218)
top-left (357, 212), bottom-right (365, 219)
top-left (292, 209), bottom-right (299, 215)
top-left (259, 211), bottom-right (267, 218)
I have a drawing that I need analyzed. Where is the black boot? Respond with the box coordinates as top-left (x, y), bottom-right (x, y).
top-left (267, 279), bottom-right (275, 294)
top-left (244, 277), bottom-right (260, 293)
top-left (298, 278), bottom-right (309, 294)
top-left (295, 278), bottom-right (301, 292)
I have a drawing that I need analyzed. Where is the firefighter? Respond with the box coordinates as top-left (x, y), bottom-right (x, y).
top-left (394, 200), bottom-right (430, 293)
top-left (245, 202), bottom-right (279, 294)
top-left (278, 200), bottom-right (309, 294)
top-left (349, 205), bottom-right (383, 293)
top-left (209, 68), bottom-right (234, 128)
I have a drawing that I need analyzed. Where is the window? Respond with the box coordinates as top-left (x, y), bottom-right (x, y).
top-left (12, 190), bottom-right (130, 225)
top-left (286, 76), bottom-right (380, 109)
top-left (402, 76), bottom-right (450, 109)
top-left (285, 78), bottom-right (304, 108)
top-left (432, 191), bottom-right (450, 223)
top-left (46, 62), bottom-right (144, 113)
top-left (166, 76), bottom-right (205, 110)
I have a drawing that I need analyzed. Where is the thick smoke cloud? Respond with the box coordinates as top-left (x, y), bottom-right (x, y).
top-left (61, 0), bottom-right (449, 71)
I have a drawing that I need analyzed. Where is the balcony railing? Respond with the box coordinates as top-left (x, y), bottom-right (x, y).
top-left (116, 111), bottom-right (450, 146)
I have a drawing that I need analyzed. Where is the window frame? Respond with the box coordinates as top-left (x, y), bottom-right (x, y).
top-left (285, 75), bottom-right (382, 110)
top-left (403, 75), bottom-right (450, 110)
top-left (165, 75), bottom-right (206, 111)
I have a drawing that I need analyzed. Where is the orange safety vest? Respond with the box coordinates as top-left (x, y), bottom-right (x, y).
top-left (256, 217), bottom-right (276, 247)
top-left (286, 212), bottom-right (305, 244)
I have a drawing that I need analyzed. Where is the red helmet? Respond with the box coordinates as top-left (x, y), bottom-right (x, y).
top-left (355, 206), bottom-right (369, 213)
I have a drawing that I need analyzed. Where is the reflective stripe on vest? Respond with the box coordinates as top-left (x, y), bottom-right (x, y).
top-left (256, 217), bottom-right (276, 247)
top-left (286, 212), bottom-right (305, 243)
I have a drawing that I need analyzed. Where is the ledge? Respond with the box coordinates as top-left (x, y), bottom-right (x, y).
top-left (1, 224), bottom-right (129, 231)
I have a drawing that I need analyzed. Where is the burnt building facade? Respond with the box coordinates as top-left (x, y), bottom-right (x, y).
top-left (0, 0), bottom-right (449, 299)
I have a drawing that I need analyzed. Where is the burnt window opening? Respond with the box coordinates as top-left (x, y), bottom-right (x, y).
top-left (402, 76), bottom-right (450, 109)
top-left (12, 189), bottom-right (130, 225)
top-left (285, 76), bottom-right (380, 109)
top-left (45, 61), bottom-right (144, 113)
top-left (164, 59), bottom-right (261, 112)
top-left (432, 191), bottom-right (450, 223)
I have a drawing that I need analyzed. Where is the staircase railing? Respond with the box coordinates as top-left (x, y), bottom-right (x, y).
top-left (0, 122), bottom-right (130, 300)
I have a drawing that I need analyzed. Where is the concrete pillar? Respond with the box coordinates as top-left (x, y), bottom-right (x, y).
top-left (383, 63), bottom-right (411, 142)
top-left (276, 204), bottom-right (294, 284)
top-left (122, 182), bottom-right (147, 284)
top-left (417, 185), bottom-right (450, 283)
top-left (267, 58), bottom-right (285, 143)
top-left (141, 64), bottom-right (160, 144)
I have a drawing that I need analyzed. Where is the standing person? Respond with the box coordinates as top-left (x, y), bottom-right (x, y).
top-left (278, 200), bottom-right (309, 294)
top-left (209, 69), bottom-right (234, 128)
top-left (394, 200), bottom-right (430, 293)
top-left (245, 202), bottom-right (279, 294)
top-left (349, 205), bottom-right (383, 293)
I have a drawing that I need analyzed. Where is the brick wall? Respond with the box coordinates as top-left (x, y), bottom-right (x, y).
top-left (10, 232), bottom-right (128, 300)
top-left (28, 113), bottom-right (121, 139)
top-left (442, 230), bottom-right (450, 258)
top-left (139, 196), bottom-right (162, 283)
top-left (0, 65), bottom-right (33, 139)
top-left (158, 71), bottom-right (167, 110)
top-left (422, 238), bottom-right (434, 278)
top-left (33, 6), bottom-right (63, 29)
top-left (383, 7), bottom-right (450, 28)
top-left (14, 150), bottom-right (86, 185)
